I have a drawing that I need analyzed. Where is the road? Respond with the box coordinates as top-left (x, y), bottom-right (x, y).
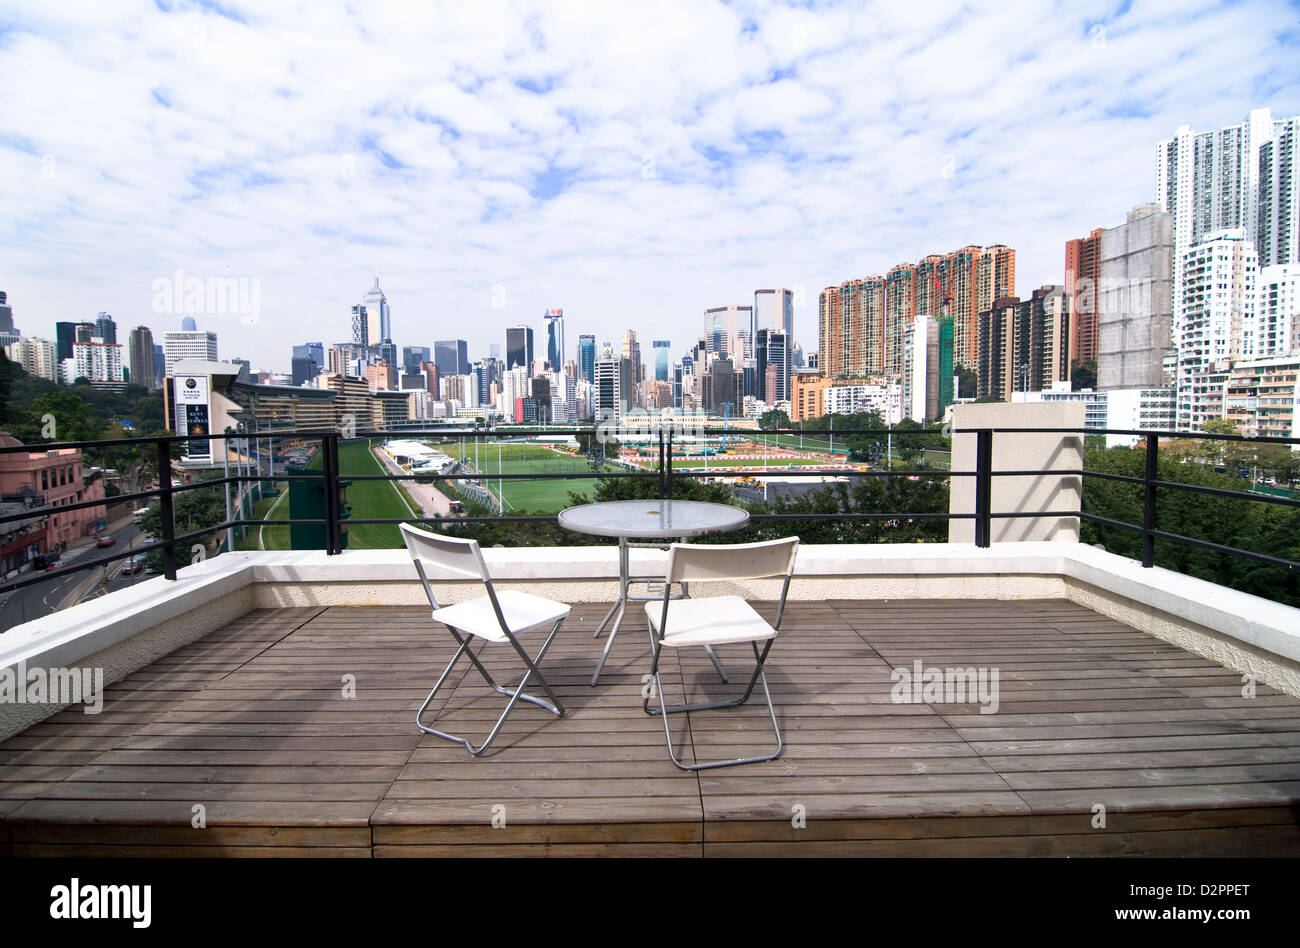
top-left (0, 519), bottom-right (148, 633)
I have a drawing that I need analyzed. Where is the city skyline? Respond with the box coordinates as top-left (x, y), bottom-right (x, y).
top-left (3, 2), bottom-right (1298, 372)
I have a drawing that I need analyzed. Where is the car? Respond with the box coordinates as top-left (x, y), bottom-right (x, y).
top-left (120, 554), bottom-right (148, 576)
top-left (96, 536), bottom-right (116, 548)
top-left (44, 559), bottom-right (65, 572)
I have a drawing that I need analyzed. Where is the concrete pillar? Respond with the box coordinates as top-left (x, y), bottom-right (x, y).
top-left (948, 402), bottom-right (1085, 544)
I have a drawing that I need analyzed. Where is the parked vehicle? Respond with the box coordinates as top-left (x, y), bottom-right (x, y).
top-left (120, 554), bottom-right (148, 576)
top-left (96, 535), bottom-right (116, 548)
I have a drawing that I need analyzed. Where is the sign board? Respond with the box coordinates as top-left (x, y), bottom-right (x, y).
top-left (176, 375), bottom-right (212, 460)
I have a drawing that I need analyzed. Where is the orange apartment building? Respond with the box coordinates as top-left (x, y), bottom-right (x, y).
top-left (819, 244), bottom-right (1014, 381)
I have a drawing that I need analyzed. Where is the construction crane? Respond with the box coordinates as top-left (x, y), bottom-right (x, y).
top-left (721, 402), bottom-right (731, 452)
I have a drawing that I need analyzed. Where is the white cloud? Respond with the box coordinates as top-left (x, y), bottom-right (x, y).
top-left (0, 0), bottom-right (1297, 370)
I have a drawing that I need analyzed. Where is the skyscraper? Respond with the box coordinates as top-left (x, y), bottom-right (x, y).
top-left (1097, 204), bottom-right (1175, 390)
top-left (129, 326), bottom-right (156, 391)
top-left (578, 334), bottom-right (596, 382)
top-left (754, 288), bottom-right (794, 397)
top-left (1176, 229), bottom-right (1258, 431)
top-left (94, 312), bottom-right (117, 346)
top-left (1064, 228), bottom-right (1104, 366)
top-left (434, 340), bottom-right (468, 377)
top-left (0, 291), bottom-right (12, 336)
top-left (818, 245), bottom-right (1013, 379)
top-left (362, 278), bottom-right (390, 347)
top-left (163, 330), bottom-right (219, 375)
top-left (544, 309), bottom-right (564, 370)
top-left (1157, 108), bottom-right (1299, 319)
top-left (505, 325), bottom-right (534, 373)
top-left (704, 305), bottom-right (751, 364)
top-left (652, 340), bottom-right (671, 382)
top-left (401, 345), bottom-right (429, 375)
top-left (593, 355), bottom-right (623, 425)
top-left (55, 322), bottom-right (79, 362)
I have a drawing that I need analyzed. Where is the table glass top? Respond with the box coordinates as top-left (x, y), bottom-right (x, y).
top-left (557, 500), bottom-right (750, 538)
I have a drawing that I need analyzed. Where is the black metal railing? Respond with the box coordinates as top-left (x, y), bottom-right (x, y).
top-left (1, 423), bottom-right (1296, 620)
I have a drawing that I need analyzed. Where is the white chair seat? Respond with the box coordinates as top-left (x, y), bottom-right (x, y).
top-left (434, 590), bottom-right (571, 642)
top-left (644, 596), bottom-right (777, 648)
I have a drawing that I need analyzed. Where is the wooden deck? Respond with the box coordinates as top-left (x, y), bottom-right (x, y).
top-left (2, 600), bottom-right (1300, 857)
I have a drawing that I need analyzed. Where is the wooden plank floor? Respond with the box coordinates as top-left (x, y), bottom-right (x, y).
top-left (2, 600), bottom-right (1299, 857)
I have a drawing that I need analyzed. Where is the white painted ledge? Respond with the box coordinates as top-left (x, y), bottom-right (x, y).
top-left (2, 542), bottom-right (1298, 741)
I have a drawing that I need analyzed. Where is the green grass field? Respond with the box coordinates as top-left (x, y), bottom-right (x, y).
top-left (260, 440), bottom-right (413, 549)
top-left (440, 440), bottom-right (601, 512)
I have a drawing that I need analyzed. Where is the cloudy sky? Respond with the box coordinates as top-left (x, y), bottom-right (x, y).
top-left (1, 0), bottom-right (1297, 374)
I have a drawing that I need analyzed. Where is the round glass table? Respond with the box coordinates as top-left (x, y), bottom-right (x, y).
top-left (558, 500), bottom-right (751, 685)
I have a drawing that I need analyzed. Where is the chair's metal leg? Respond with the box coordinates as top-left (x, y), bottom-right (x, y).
top-left (704, 645), bottom-right (728, 683)
top-left (643, 639), bottom-right (782, 770)
top-left (501, 617), bottom-right (566, 715)
top-left (417, 619), bottom-right (567, 757)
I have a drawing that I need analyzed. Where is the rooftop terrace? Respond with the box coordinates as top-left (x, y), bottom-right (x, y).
top-left (2, 596), bottom-right (1299, 857)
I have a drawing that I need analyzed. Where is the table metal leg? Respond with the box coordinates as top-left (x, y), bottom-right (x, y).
top-left (591, 537), bottom-right (629, 686)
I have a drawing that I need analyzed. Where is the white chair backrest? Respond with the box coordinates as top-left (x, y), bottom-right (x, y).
top-left (400, 523), bottom-right (490, 583)
top-left (666, 537), bottom-right (799, 584)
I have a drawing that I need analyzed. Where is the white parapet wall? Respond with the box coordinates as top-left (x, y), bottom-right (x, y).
top-left (1, 543), bottom-right (1298, 740)
top-left (948, 401), bottom-right (1085, 543)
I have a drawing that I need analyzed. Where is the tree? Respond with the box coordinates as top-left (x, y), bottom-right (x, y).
top-left (955, 364), bottom-right (978, 399)
top-left (758, 408), bottom-right (791, 430)
top-left (1070, 359), bottom-right (1097, 390)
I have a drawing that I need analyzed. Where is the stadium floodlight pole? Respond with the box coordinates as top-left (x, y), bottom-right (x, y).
top-left (498, 440), bottom-right (503, 515)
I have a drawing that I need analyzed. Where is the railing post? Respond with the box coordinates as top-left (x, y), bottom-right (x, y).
top-left (974, 429), bottom-right (992, 549)
top-left (323, 433), bottom-right (341, 555)
top-left (667, 430), bottom-right (673, 500)
top-left (658, 429), bottom-right (665, 499)
top-left (156, 438), bottom-right (177, 580)
top-left (1142, 433), bottom-right (1158, 568)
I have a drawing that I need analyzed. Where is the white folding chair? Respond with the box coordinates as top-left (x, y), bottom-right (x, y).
top-left (642, 537), bottom-right (799, 770)
top-left (401, 523), bottom-right (570, 756)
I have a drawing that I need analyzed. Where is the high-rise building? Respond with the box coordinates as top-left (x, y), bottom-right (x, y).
top-left (1257, 117), bottom-right (1299, 269)
top-left (652, 340), bottom-right (671, 382)
top-left (1097, 204), bottom-right (1176, 390)
top-left (129, 326), bottom-right (156, 390)
top-left (94, 312), bottom-right (117, 346)
top-left (1225, 353), bottom-right (1300, 440)
top-left (505, 326), bottom-right (534, 373)
top-left (819, 245), bottom-right (1014, 380)
top-left (294, 342), bottom-right (325, 375)
top-left (1064, 228), bottom-right (1104, 366)
top-left (152, 344), bottom-right (165, 387)
top-left (1257, 264), bottom-right (1300, 356)
top-left (73, 337), bottom-right (125, 384)
top-left (544, 309), bottom-right (564, 370)
top-left (593, 356), bottom-right (623, 426)
top-left (901, 314), bottom-right (955, 423)
top-left (791, 371), bottom-right (831, 421)
top-left (361, 278), bottom-right (390, 348)
top-left (620, 330), bottom-right (643, 406)
top-left (350, 305), bottom-right (369, 349)
top-left (1175, 229), bottom-right (1258, 431)
top-left (55, 322), bottom-right (80, 362)
top-left (163, 330), bottom-right (219, 375)
top-left (577, 334), bottom-right (596, 382)
top-left (4, 337), bottom-right (58, 382)
top-left (434, 340), bottom-right (468, 377)
top-left (1157, 109), bottom-right (1299, 322)
top-left (0, 291), bottom-right (13, 336)
top-left (704, 305), bottom-right (751, 364)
